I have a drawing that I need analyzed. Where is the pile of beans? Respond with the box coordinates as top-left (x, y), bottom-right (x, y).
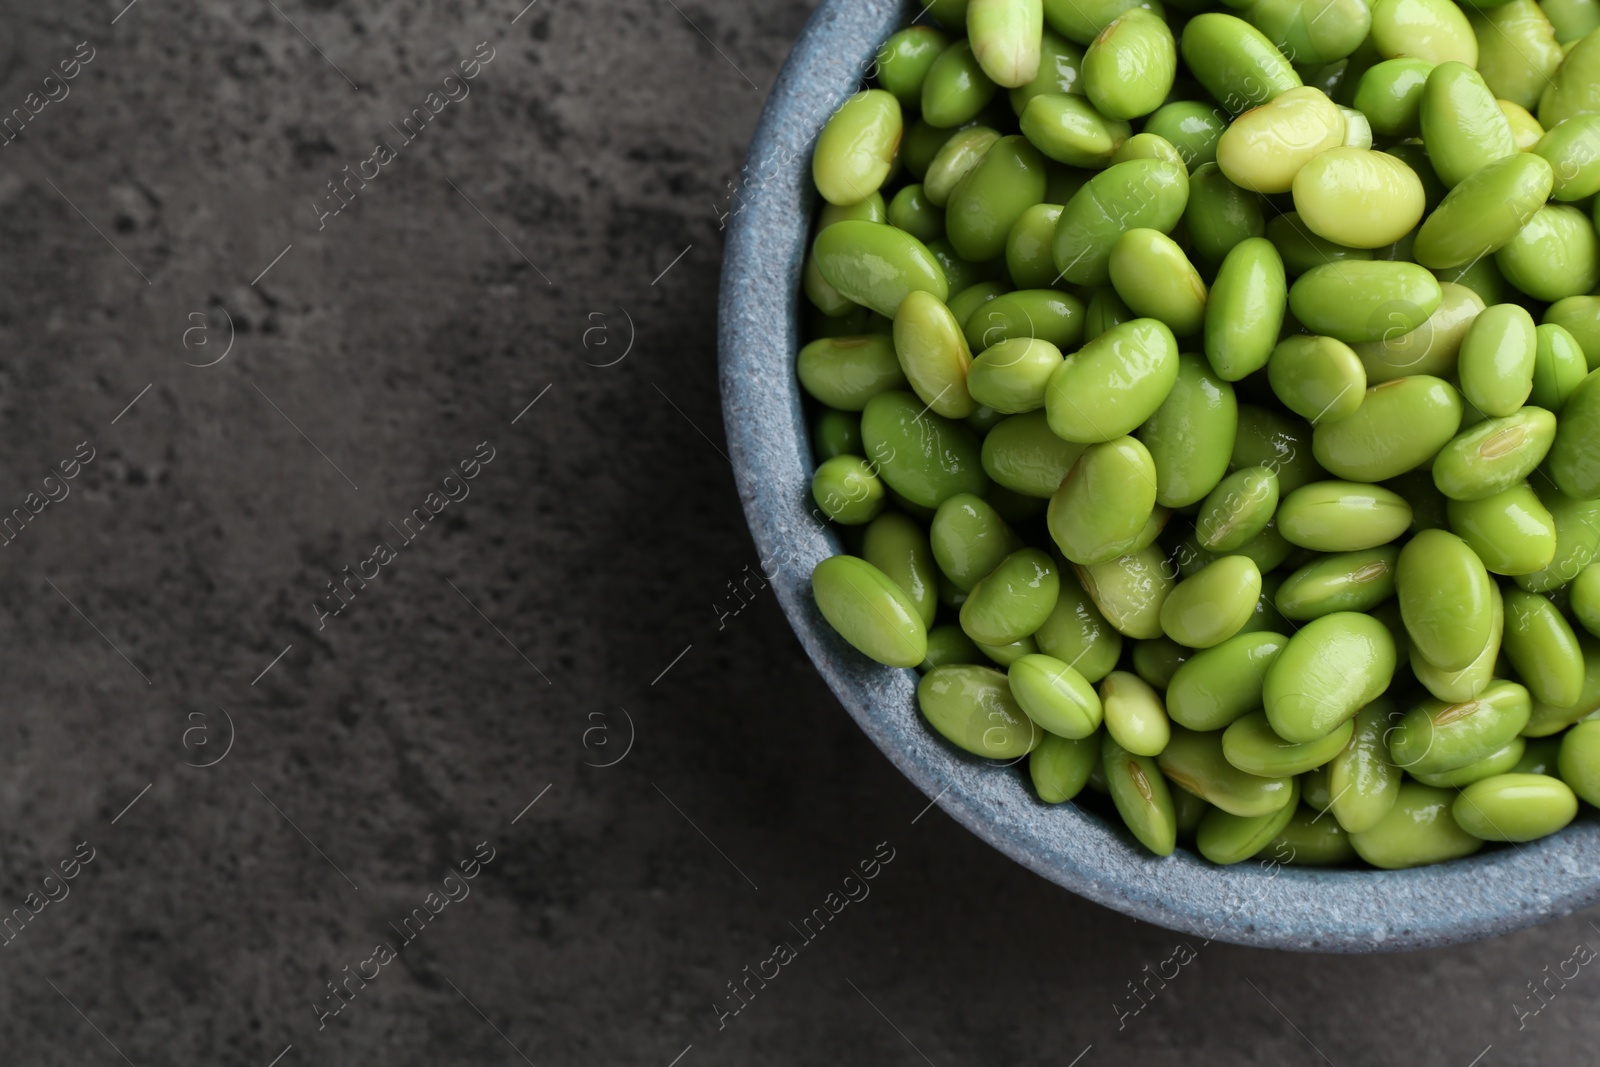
top-left (798, 0), bottom-right (1600, 867)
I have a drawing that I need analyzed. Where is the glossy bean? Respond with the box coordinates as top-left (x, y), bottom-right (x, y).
top-left (1049, 435), bottom-right (1159, 565)
top-left (918, 664), bottom-right (1041, 755)
top-left (1263, 610), bottom-right (1397, 741)
top-left (1348, 782), bottom-right (1483, 867)
top-left (814, 555), bottom-right (930, 667)
top-left (1389, 679), bottom-right (1532, 774)
top-left (1313, 376), bottom-right (1462, 483)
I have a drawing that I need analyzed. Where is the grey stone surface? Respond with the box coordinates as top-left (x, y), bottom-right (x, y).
top-left (0, 0), bottom-right (1594, 1064)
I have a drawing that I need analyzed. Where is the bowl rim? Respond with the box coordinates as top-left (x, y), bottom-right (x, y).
top-left (715, 0), bottom-right (1600, 952)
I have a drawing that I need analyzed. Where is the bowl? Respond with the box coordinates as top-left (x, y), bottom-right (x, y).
top-left (715, 0), bottom-right (1600, 951)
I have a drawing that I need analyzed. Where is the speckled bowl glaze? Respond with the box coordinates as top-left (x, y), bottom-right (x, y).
top-left (716, 0), bottom-right (1600, 952)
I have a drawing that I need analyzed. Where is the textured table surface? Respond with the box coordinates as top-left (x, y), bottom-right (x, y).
top-left (2, 0), bottom-right (1597, 1063)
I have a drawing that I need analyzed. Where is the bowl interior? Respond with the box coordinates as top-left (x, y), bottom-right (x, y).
top-left (715, 0), bottom-right (1600, 951)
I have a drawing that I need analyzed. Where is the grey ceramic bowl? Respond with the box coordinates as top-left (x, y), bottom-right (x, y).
top-left (716, 0), bottom-right (1600, 951)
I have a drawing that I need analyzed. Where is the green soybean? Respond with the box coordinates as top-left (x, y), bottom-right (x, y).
top-left (967, 337), bottom-right (1064, 413)
top-left (1195, 780), bottom-right (1301, 863)
top-left (1225, 711), bottom-right (1354, 776)
top-left (1100, 669), bottom-right (1172, 754)
top-left (893, 290), bottom-right (977, 419)
top-left (1277, 480), bottom-right (1414, 551)
top-left (1289, 261), bottom-right (1441, 345)
top-left (1446, 483), bottom-right (1558, 576)
top-left (1412, 737), bottom-right (1526, 787)
top-left (1516, 488), bottom-right (1600, 594)
top-left (1537, 23), bottom-right (1600, 128)
top-left (926, 126), bottom-right (1004, 206)
top-left (1348, 782), bottom-right (1483, 868)
top-left (1535, 115), bottom-right (1600, 202)
top-left (813, 90), bottom-right (904, 207)
top-left (1144, 100), bottom-right (1230, 169)
top-left (1137, 353), bottom-right (1239, 508)
top-left (812, 408), bottom-right (862, 461)
top-left (1030, 730), bottom-right (1100, 801)
top-left (1249, 0), bottom-right (1371, 66)
top-left (947, 135), bottom-right (1049, 261)
top-left (1276, 547), bottom-right (1397, 620)
top-left (797, 335), bottom-right (907, 412)
top-left (861, 391), bottom-right (989, 508)
top-left (813, 555), bottom-right (930, 667)
top-left (1396, 528), bottom-right (1494, 671)
top-left (981, 410), bottom-right (1084, 497)
top-left (1503, 588), bottom-right (1587, 708)
top-left (1411, 581), bottom-right (1502, 702)
top-left (1049, 435), bottom-right (1159, 564)
top-left (1267, 806), bottom-right (1358, 865)
top-left (923, 40), bottom-right (1001, 128)
top-left (961, 547), bottom-right (1061, 644)
top-left (1109, 228), bottom-right (1207, 336)
top-left (1076, 545), bottom-right (1175, 638)
top-left (1432, 406), bottom-right (1557, 500)
top-left (965, 289), bottom-right (1086, 352)
top-left (1324, 700), bottom-right (1403, 832)
top-left (1053, 158), bottom-right (1190, 286)
top-left (921, 623), bottom-right (983, 670)
top-left (815, 221), bottom-right (949, 318)
top-left (812, 454), bottom-right (887, 526)
top-left (1267, 211), bottom-right (1374, 276)
top-left (1184, 162), bottom-right (1266, 263)
top-left (1010, 652), bottom-right (1104, 737)
top-left (977, 633), bottom-right (1041, 665)
top-left (863, 511), bottom-right (940, 627)
top-left (1531, 322), bottom-right (1590, 411)
top-left (1131, 635), bottom-right (1189, 689)
top-left (1267, 335), bottom-right (1366, 425)
top-left (1158, 724), bottom-right (1298, 815)
top-left (1471, 0), bottom-right (1563, 110)
top-left (888, 184), bottom-right (946, 245)
top-left (918, 664), bottom-right (1041, 755)
top-left (1005, 203), bottom-right (1066, 288)
top-left (1574, 564), bottom-right (1600, 638)
top-left (1292, 147), bottom-right (1425, 250)
top-left (1264, 610), bottom-right (1397, 741)
top-left (1353, 58), bottom-right (1432, 138)
top-left (1205, 237), bottom-right (1287, 380)
top-left (1009, 26), bottom-right (1086, 111)
top-left (1034, 569), bottom-right (1125, 680)
top-left (1083, 8), bottom-right (1177, 119)
top-left (1019, 93), bottom-right (1131, 166)
top-left (1558, 719), bottom-right (1600, 805)
top-left (1160, 555), bottom-right (1263, 648)
top-left (878, 27), bottom-right (952, 107)
top-left (1389, 679), bottom-right (1532, 775)
top-left (1046, 317), bottom-right (1180, 442)
top-left (1166, 630), bottom-right (1288, 730)
top-left (1104, 732), bottom-right (1179, 854)
top-left (1180, 13), bottom-right (1302, 113)
top-left (1495, 203), bottom-right (1600, 302)
top-left (968, 0), bottom-right (1045, 88)
top-left (1313, 376), bottom-right (1462, 483)
top-left (1454, 773), bottom-right (1579, 841)
top-left (1457, 303), bottom-right (1537, 416)
top-left (931, 492), bottom-right (1023, 590)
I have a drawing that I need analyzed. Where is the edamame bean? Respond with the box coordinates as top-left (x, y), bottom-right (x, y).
top-left (926, 126), bottom-right (1004, 206)
top-left (1288, 261), bottom-right (1441, 345)
top-left (1084, 287), bottom-right (1135, 340)
top-left (1535, 116), bottom-right (1600, 202)
top-left (1313, 376), bottom-right (1462, 482)
top-left (1516, 487), bottom-right (1600, 594)
top-left (1396, 528), bottom-right (1494, 671)
top-left (947, 135), bottom-right (1049, 261)
top-left (967, 336), bottom-right (1065, 413)
top-left (1495, 204), bottom-right (1600, 301)
top-left (1215, 87), bottom-right (1344, 194)
top-left (1353, 58), bottom-right (1432, 138)
top-left (948, 280), bottom-right (1008, 326)
top-left (1225, 711), bottom-right (1353, 776)
top-left (1545, 296), bottom-right (1600, 371)
top-left (1166, 630), bottom-right (1287, 730)
top-left (813, 408), bottom-right (862, 461)
top-left (1454, 773), bottom-right (1578, 840)
top-left (1267, 805), bottom-right (1358, 864)
top-left (1010, 652), bottom-right (1104, 737)
top-left (1053, 158), bottom-right (1190, 285)
top-left (1232, 403), bottom-right (1326, 493)
top-left (921, 622), bottom-right (983, 670)
top-left (1264, 610), bottom-right (1397, 741)
top-left (815, 221), bottom-right (949, 317)
top-left (1108, 229), bottom-right (1207, 336)
top-left (1503, 588), bottom-right (1587, 707)
top-left (1412, 580), bottom-right (1502, 702)
top-left (1501, 100), bottom-right (1545, 149)
top-left (1292, 147), bottom-right (1425, 249)
top-left (1195, 780), bottom-right (1301, 863)
top-left (1549, 369), bottom-right (1600, 499)
top-left (862, 391), bottom-right (989, 508)
top-left (1446, 484), bottom-right (1558, 576)
top-left (1574, 564), bottom-right (1600, 637)
top-left (814, 555), bottom-right (930, 667)
top-left (1471, 0), bottom-right (1563, 111)
top-left (888, 184), bottom-right (946, 244)
top-left (1005, 203), bottom-right (1066, 288)
top-left (1083, 8), bottom-right (1178, 119)
top-left (1030, 730), bottom-right (1099, 800)
top-left (893, 290), bottom-right (978, 418)
top-left (918, 664), bottom-right (1041, 755)
top-left (1532, 323), bottom-right (1590, 412)
top-left (798, 334), bottom-right (907, 410)
top-left (931, 492), bottom-right (1023, 590)
top-left (1181, 13), bottom-right (1301, 113)
top-left (1457, 303), bottom-right (1537, 416)
top-left (1537, 24), bottom-right (1600, 128)
top-left (1419, 63), bottom-right (1514, 189)
top-left (969, 0), bottom-right (1045, 88)
top-left (1046, 317), bottom-right (1181, 442)
top-left (981, 410), bottom-right (1085, 496)
top-left (1019, 93), bottom-right (1132, 166)
top-left (966, 289), bottom-right (1086, 353)
top-left (1276, 480), bottom-right (1414, 551)
top-left (1412, 738), bottom-right (1526, 787)
top-left (1348, 782), bottom-right (1483, 867)
top-left (1132, 635), bottom-right (1189, 689)
top-left (1104, 732), bottom-right (1178, 854)
top-left (863, 512), bottom-right (940, 628)
top-left (923, 40), bottom-right (1001, 128)
top-left (978, 633), bottom-right (1040, 665)
top-left (1144, 100), bottom-right (1230, 169)
top-left (1267, 212), bottom-right (1373, 276)
top-left (1413, 143), bottom-right (1551, 264)
top-left (1433, 406), bottom-right (1556, 501)
top-left (1158, 724), bottom-right (1297, 815)
top-left (813, 90), bottom-right (904, 207)
top-left (1137, 353), bottom-right (1239, 507)
top-left (1276, 547), bottom-right (1397, 620)
top-left (1372, 0), bottom-right (1477, 68)
top-left (1543, 0), bottom-right (1600, 42)
top-left (1558, 719), bottom-right (1600, 804)
top-left (1326, 700), bottom-right (1403, 832)
top-left (878, 27), bottom-right (953, 108)
top-left (1267, 335), bottom-right (1366, 426)
top-left (1009, 26), bottom-right (1086, 112)
top-left (1160, 555), bottom-right (1263, 647)
top-left (1049, 435), bottom-right (1159, 564)
top-left (1184, 163), bottom-right (1265, 264)
top-left (1044, 0), bottom-right (1164, 43)
top-left (1350, 282), bottom-right (1483, 385)
top-left (1034, 568), bottom-right (1125, 680)
top-left (812, 454), bottom-right (887, 524)
top-left (1249, 0), bottom-right (1371, 66)
top-left (962, 547), bottom-right (1061, 644)
top-left (1100, 669), bottom-right (1172, 754)
top-left (1076, 545), bottom-right (1174, 638)
top-left (1205, 237), bottom-right (1287, 381)
top-left (1195, 467), bottom-right (1278, 553)
top-left (1390, 679), bottom-right (1532, 774)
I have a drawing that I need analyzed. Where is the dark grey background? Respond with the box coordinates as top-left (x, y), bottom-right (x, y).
top-left (0, 1), bottom-right (1594, 1064)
